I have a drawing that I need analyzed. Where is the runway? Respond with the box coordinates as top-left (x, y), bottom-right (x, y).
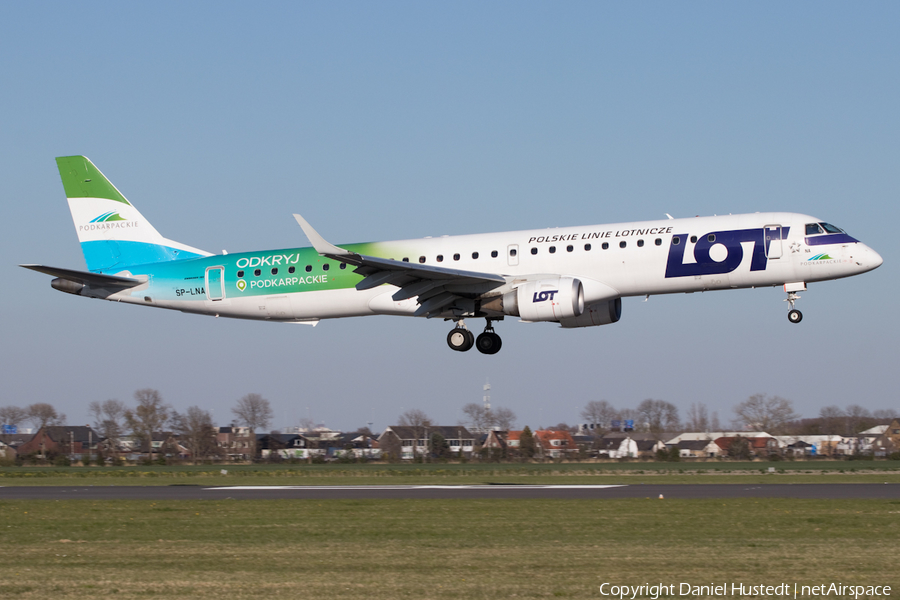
top-left (0, 483), bottom-right (897, 500)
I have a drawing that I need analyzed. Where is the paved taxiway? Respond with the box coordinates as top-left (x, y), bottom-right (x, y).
top-left (0, 483), bottom-right (897, 500)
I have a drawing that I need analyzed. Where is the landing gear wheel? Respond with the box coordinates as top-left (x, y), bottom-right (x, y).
top-left (788, 309), bottom-right (803, 324)
top-left (475, 331), bottom-right (502, 355)
top-left (447, 328), bottom-right (474, 352)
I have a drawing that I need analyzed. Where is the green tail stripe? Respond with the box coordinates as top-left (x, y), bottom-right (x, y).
top-left (56, 156), bottom-right (131, 205)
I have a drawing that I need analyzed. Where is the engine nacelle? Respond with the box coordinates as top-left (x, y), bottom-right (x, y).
top-left (559, 298), bottom-right (622, 328)
top-left (504, 277), bottom-right (584, 322)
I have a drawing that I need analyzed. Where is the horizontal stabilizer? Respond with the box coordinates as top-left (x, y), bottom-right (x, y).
top-left (20, 264), bottom-right (141, 287)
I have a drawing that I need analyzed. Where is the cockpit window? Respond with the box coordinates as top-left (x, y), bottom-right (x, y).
top-left (805, 222), bottom-right (845, 236)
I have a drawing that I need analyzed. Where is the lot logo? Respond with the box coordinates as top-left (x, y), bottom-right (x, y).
top-left (89, 211), bottom-right (126, 223)
top-left (665, 227), bottom-right (789, 278)
top-left (236, 279), bottom-right (247, 292)
top-left (533, 290), bottom-right (558, 302)
top-left (808, 253), bottom-right (833, 261)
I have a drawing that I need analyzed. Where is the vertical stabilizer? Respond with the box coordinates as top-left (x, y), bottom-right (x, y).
top-left (57, 156), bottom-right (210, 273)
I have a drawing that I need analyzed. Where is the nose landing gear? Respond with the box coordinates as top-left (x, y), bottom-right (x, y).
top-left (447, 319), bottom-right (503, 354)
top-left (785, 291), bottom-right (802, 324)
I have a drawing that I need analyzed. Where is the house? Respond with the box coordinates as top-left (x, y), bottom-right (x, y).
top-left (534, 430), bottom-right (580, 459)
top-left (774, 435), bottom-right (841, 457)
top-left (257, 433), bottom-right (315, 459)
top-left (378, 426), bottom-right (475, 460)
top-left (14, 426), bottom-right (100, 461)
top-left (715, 436), bottom-right (780, 458)
top-left (217, 426), bottom-right (254, 460)
top-left (596, 432), bottom-right (669, 459)
top-left (674, 439), bottom-right (722, 458)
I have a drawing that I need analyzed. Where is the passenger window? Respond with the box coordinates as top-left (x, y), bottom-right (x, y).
top-left (637, 239), bottom-right (644, 247)
top-left (510, 248), bottom-right (517, 257)
top-left (472, 252), bottom-right (479, 259)
top-left (531, 247), bottom-right (538, 255)
top-left (323, 264), bottom-right (329, 271)
top-left (690, 235), bottom-right (697, 243)
top-left (437, 255), bottom-right (443, 263)
top-left (602, 242), bottom-right (609, 250)
top-left (453, 253), bottom-right (460, 261)
top-left (271, 268), bottom-right (278, 275)
top-left (402, 257), bottom-right (409, 262)
top-left (237, 270), bottom-right (244, 278)
top-left (673, 236), bottom-right (681, 245)
top-left (619, 241), bottom-right (626, 248)
top-left (707, 234), bottom-right (716, 242)
top-left (418, 256), bottom-right (426, 263)
top-left (655, 238), bottom-right (662, 246)
top-left (566, 245), bottom-right (573, 252)
top-left (549, 246), bottom-right (556, 254)
top-left (288, 267), bottom-right (295, 274)
top-left (584, 244), bottom-right (592, 251)
top-left (491, 250), bottom-right (498, 258)
top-left (305, 265), bottom-right (312, 272)
top-left (254, 269), bottom-right (261, 276)
top-left (340, 263), bottom-right (347, 269)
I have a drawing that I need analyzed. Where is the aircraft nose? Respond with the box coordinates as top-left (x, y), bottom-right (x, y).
top-left (863, 245), bottom-right (883, 271)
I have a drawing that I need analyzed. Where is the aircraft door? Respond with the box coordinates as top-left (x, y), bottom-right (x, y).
top-left (508, 244), bottom-right (519, 267)
top-left (765, 225), bottom-right (783, 259)
top-left (205, 266), bottom-right (225, 301)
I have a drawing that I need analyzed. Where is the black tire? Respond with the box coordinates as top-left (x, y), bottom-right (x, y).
top-left (788, 309), bottom-right (803, 324)
top-left (447, 329), bottom-right (474, 352)
top-left (476, 332), bottom-right (502, 355)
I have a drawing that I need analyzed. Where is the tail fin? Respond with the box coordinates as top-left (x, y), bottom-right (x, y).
top-left (57, 156), bottom-right (210, 273)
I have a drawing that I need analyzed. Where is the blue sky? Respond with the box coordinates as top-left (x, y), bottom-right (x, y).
top-left (2, 2), bottom-right (898, 432)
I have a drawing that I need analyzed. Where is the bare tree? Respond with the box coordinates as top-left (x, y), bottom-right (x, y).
top-left (125, 389), bottom-right (171, 460)
top-left (398, 409), bottom-right (432, 459)
top-left (637, 399), bottom-right (680, 437)
top-left (461, 403), bottom-right (493, 431)
top-left (232, 393), bottom-right (273, 460)
top-left (844, 404), bottom-right (876, 436)
top-left (26, 403), bottom-right (66, 430)
top-left (89, 399), bottom-right (127, 459)
top-left (685, 402), bottom-right (711, 432)
top-left (493, 407), bottom-right (517, 431)
top-left (172, 406), bottom-right (218, 464)
top-left (873, 408), bottom-right (899, 420)
top-left (818, 405), bottom-right (846, 435)
top-left (460, 404), bottom-right (517, 431)
top-left (0, 405), bottom-right (27, 446)
top-left (580, 400), bottom-right (617, 436)
top-left (732, 394), bottom-right (798, 434)
top-left (0, 406), bottom-right (27, 429)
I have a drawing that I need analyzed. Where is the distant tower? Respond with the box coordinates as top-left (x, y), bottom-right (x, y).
top-left (483, 380), bottom-right (491, 412)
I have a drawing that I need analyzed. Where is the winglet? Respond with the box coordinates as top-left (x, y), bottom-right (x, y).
top-left (293, 214), bottom-right (352, 256)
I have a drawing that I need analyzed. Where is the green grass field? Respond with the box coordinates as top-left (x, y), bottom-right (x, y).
top-left (1, 460), bottom-right (899, 486)
top-left (1, 497), bottom-right (897, 599)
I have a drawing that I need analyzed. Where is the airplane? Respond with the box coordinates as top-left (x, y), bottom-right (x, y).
top-left (22, 156), bottom-right (883, 355)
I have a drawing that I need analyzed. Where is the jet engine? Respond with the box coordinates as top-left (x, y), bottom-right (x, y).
top-left (502, 277), bottom-right (584, 322)
top-left (559, 298), bottom-right (622, 328)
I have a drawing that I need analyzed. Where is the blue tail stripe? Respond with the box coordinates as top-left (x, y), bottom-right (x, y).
top-left (81, 240), bottom-right (206, 273)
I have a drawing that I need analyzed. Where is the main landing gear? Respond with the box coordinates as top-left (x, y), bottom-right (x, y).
top-left (447, 319), bottom-right (502, 354)
top-left (785, 291), bottom-right (802, 324)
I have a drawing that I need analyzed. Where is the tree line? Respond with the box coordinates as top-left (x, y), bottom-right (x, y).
top-left (1, 389), bottom-right (274, 463)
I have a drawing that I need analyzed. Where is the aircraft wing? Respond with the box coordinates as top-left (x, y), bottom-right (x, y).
top-left (294, 214), bottom-right (507, 317)
top-left (20, 264), bottom-right (142, 287)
